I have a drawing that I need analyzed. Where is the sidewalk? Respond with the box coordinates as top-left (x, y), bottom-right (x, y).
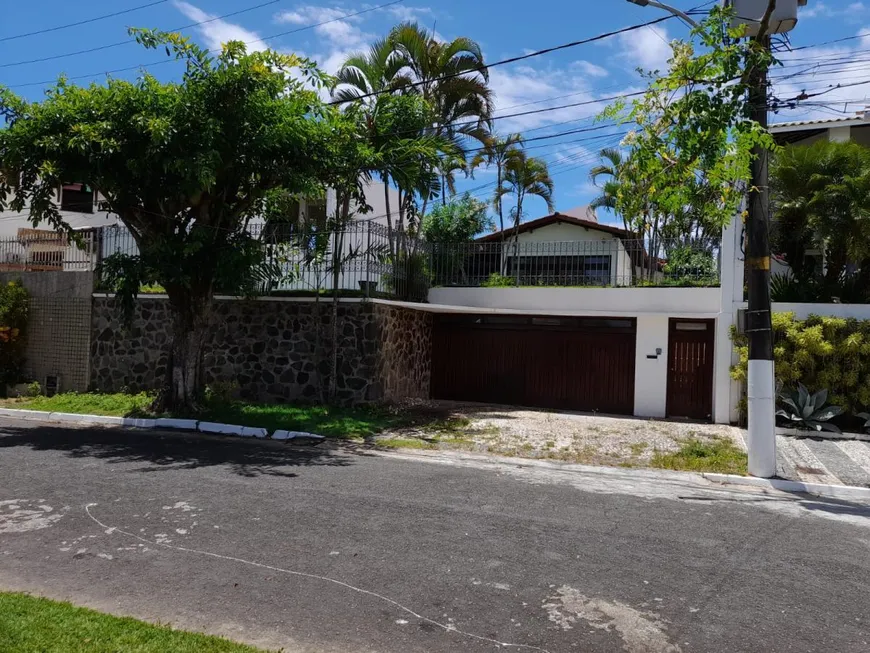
top-left (773, 434), bottom-right (870, 487)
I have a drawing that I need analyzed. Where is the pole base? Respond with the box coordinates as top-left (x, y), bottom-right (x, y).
top-left (747, 359), bottom-right (776, 478)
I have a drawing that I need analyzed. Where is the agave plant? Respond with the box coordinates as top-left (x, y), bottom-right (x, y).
top-left (776, 384), bottom-right (843, 433)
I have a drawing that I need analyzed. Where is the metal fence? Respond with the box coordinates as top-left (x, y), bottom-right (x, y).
top-left (2, 223), bottom-right (720, 296)
top-left (93, 222), bottom-right (431, 302)
top-left (0, 230), bottom-right (97, 272)
top-left (429, 237), bottom-right (721, 288)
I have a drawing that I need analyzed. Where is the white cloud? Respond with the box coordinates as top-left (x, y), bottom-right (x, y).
top-left (384, 5), bottom-right (435, 22)
top-left (803, 2), bottom-right (868, 20)
top-left (173, 1), bottom-right (268, 52)
top-left (275, 5), bottom-right (373, 51)
top-left (616, 24), bottom-right (673, 74)
top-left (571, 60), bottom-right (609, 78)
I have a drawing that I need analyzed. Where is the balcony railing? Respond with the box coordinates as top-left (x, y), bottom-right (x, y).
top-left (0, 230), bottom-right (97, 272)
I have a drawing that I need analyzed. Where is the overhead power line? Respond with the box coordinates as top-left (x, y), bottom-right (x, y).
top-left (328, 15), bottom-right (674, 106)
top-left (0, 0), bottom-right (170, 43)
top-left (0, 0), bottom-right (288, 69)
top-left (6, 0), bottom-right (406, 87)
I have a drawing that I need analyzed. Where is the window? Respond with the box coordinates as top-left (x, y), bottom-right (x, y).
top-left (60, 183), bottom-right (95, 214)
top-left (508, 255), bottom-right (612, 286)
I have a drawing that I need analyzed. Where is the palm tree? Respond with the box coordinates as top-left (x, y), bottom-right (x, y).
top-left (471, 133), bottom-right (524, 241)
top-left (498, 152), bottom-right (555, 278)
top-left (332, 38), bottom-right (413, 251)
top-left (389, 22), bottom-right (494, 206)
top-left (589, 147), bottom-right (630, 233)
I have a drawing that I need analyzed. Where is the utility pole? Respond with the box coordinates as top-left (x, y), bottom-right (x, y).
top-left (744, 28), bottom-right (775, 478)
top-left (625, 0), bottom-right (806, 478)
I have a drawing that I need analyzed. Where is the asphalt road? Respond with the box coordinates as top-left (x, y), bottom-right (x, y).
top-left (1, 418), bottom-right (869, 653)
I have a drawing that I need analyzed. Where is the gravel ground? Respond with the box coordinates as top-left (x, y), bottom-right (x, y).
top-left (382, 401), bottom-right (747, 467)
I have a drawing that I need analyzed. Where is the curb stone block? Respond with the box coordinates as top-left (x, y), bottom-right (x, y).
top-left (155, 418), bottom-right (198, 431)
top-left (122, 418), bottom-right (157, 428)
top-left (49, 412), bottom-right (88, 423)
top-left (271, 430), bottom-right (325, 444)
top-left (0, 408), bottom-right (53, 420)
top-left (198, 422), bottom-right (245, 436)
top-left (704, 473), bottom-right (870, 503)
top-left (241, 426), bottom-right (269, 438)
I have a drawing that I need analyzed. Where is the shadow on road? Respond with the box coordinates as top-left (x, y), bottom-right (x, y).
top-left (0, 424), bottom-right (354, 478)
top-left (684, 491), bottom-right (870, 519)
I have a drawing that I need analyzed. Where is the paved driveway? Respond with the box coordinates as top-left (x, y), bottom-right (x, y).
top-left (1, 418), bottom-right (869, 653)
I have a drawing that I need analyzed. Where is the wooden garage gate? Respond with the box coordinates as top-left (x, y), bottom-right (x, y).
top-left (431, 315), bottom-right (636, 415)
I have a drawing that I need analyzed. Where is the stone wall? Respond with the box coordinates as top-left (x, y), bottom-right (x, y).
top-left (374, 303), bottom-right (432, 401)
top-left (91, 297), bottom-right (432, 404)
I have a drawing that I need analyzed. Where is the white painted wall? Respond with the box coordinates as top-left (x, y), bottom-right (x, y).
top-left (504, 222), bottom-right (634, 286)
top-left (634, 315), bottom-right (670, 418)
top-left (428, 286), bottom-right (721, 316)
top-left (774, 302), bottom-right (870, 320)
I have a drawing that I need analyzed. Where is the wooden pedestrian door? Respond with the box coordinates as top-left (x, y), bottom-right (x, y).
top-left (666, 319), bottom-right (715, 421)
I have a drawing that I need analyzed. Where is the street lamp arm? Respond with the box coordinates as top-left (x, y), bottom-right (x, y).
top-left (625, 0), bottom-right (701, 28)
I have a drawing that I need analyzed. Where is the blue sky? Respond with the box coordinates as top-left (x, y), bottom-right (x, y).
top-left (1, 1), bottom-right (868, 224)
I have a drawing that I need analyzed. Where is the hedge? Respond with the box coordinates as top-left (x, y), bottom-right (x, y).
top-left (731, 312), bottom-right (870, 415)
top-left (0, 280), bottom-right (29, 395)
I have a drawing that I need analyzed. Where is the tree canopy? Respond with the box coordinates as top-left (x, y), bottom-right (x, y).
top-left (0, 30), bottom-right (370, 408)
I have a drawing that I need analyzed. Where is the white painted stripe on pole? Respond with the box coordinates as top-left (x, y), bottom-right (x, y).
top-left (747, 359), bottom-right (776, 478)
top-left (836, 441), bottom-right (870, 476)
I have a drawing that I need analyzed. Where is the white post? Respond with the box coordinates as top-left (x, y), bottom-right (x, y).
top-left (747, 359), bottom-right (776, 477)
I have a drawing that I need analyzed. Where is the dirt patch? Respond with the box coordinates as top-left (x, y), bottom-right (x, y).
top-left (378, 401), bottom-right (746, 470)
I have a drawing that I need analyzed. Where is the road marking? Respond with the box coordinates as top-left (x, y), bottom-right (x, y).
top-left (86, 503), bottom-right (551, 653)
top-left (543, 585), bottom-right (681, 653)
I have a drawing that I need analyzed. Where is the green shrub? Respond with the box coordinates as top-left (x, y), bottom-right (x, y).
top-left (731, 312), bottom-right (870, 414)
top-left (0, 280), bottom-right (29, 396)
top-left (25, 381), bottom-right (43, 398)
top-left (481, 273), bottom-right (516, 288)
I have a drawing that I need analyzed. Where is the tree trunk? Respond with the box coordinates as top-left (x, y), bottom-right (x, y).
top-left (330, 194), bottom-right (351, 402)
top-left (513, 196), bottom-right (523, 285)
top-left (383, 176), bottom-right (395, 261)
top-left (497, 164), bottom-right (507, 275)
top-left (158, 289), bottom-right (211, 412)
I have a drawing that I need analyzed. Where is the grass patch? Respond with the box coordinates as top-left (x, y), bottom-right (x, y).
top-left (0, 592), bottom-right (270, 652)
top-left (1, 392), bottom-right (153, 417)
top-left (1, 392), bottom-right (423, 440)
top-left (628, 442), bottom-right (648, 456)
top-left (651, 437), bottom-right (748, 475)
top-left (374, 437), bottom-right (438, 450)
top-left (192, 401), bottom-right (413, 439)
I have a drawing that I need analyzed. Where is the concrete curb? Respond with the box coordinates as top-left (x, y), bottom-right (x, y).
top-left (0, 408), bottom-right (321, 444)
top-left (777, 427), bottom-right (870, 442)
top-left (704, 473), bottom-right (870, 502)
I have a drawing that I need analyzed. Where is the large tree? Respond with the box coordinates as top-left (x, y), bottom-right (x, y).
top-left (0, 31), bottom-right (365, 410)
top-left (601, 5), bottom-right (778, 241)
top-left (770, 139), bottom-right (870, 285)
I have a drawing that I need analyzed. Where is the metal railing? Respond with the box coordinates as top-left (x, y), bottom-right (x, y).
top-left (95, 222), bottom-right (432, 302)
top-left (0, 230), bottom-right (97, 272)
top-left (2, 222), bottom-right (721, 296)
top-left (428, 238), bottom-right (721, 288)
